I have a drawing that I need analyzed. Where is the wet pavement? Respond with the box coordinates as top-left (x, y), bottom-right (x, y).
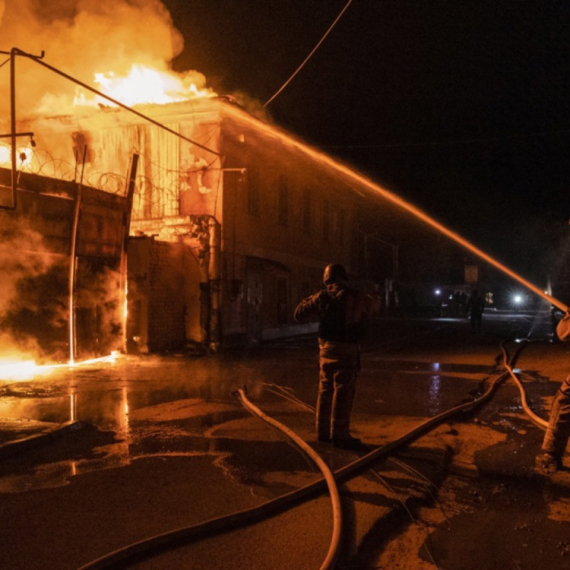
top-left (0, 309), bottom-right (569, 569)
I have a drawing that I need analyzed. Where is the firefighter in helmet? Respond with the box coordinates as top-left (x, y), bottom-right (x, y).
top-left (294, 263), bottom-right (376, 450)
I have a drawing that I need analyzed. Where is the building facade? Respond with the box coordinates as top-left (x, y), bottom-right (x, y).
top-left (11, 97), bottom-right (369, 354)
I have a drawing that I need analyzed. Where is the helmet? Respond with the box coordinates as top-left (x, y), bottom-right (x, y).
top-left (323, 263), bottom-right (348, 285)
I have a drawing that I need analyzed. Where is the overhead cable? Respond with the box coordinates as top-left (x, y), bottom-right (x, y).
top-left (264, 0), bottom-right (353, 108)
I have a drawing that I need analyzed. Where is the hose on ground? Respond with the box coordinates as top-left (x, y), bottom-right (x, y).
top-left (500, 339), bottom-right (549, 430)
top-left (77, 366), bottom-right (510, 570)
top-left (236, 386), bottom-right (342, 570)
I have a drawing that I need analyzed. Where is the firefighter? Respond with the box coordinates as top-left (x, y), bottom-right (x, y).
top-left (294, 264), bottom-right (375, 450)
top-left (536, 310), bottom-right (570, 474)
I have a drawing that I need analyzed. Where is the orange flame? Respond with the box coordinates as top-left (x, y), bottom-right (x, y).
top-left (0, 352), bottom-right (121, 382)
top-left (73, 64), bottom-right (216, 108)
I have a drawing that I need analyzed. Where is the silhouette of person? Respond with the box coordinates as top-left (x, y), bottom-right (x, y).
top-left (466, 289), bottom-right (485, 332)
top-left (294, 264), bottom-right (375, 450)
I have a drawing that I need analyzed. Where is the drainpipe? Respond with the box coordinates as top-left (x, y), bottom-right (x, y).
top-left (208, 217), bottom-right (221, 351)
top-left (198, 245), bottom-right (211, 347)
top-left (9, 48), bottom-right (16, 210)
top-left (120, 153), bottom-right (139, 353)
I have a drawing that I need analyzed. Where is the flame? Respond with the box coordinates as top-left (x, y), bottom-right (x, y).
top-left (0, 359), bottom-right (45, 381)
top-left (0, 352), bottom-right (121, 382)
top-left (0, 144), bottom-right (34, 168)
top-left (74, 64), bottom-right (216, 108)
top-left (0, 144), bottom-right (10, 164)
top-left (17, 147), bottom-right (34, 169)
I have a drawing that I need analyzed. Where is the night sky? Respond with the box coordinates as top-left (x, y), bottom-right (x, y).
top-left (164, 0), bottom-right (570, 287)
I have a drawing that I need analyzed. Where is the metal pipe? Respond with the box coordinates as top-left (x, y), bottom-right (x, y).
top-left (8, 48), bottom-right (16, 210)
top-left (120, 153), bottom-right (139, 353)
top-left (68, 146), bottom-right (87, 364)
top-left (0, 131), bottom-right (34, 139)
top-left (208, 217), bottom-right (221, 351)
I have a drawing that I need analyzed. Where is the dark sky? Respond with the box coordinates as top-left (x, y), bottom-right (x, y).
top-left (164, 0), bottom-right (570, 285)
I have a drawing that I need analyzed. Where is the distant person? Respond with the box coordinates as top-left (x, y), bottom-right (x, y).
top-left (294, 264), bottom-right (375, 450)
top-left (458, 291), bottom-right (468, 315)
top-left (466, 289), bottom-right (485, 332)
top-left (536, 310), bottom-right (570, 474)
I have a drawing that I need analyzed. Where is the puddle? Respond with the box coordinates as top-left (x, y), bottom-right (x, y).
top-left (358, 370), bottom-right (481, 417)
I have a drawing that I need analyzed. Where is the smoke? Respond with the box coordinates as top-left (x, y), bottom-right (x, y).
top-left (0, 0), bottom-right (206, 116)
top-left (0, 331), bottom-right (42, 361)
top-left (230, 90), bottom-right (273, 124)
top-left (0, 217), bottom-right (54, 314)
top-left (0, 216), bottom-right (60, 360)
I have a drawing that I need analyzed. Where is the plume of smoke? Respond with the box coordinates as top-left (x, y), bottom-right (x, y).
top-left (230, 90), bottom-right (273, 124)
top-left (0, 0), bottom-right (208, 116)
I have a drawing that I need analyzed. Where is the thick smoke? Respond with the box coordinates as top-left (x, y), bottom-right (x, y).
top-left (0, 0), bottom-right (207, 116)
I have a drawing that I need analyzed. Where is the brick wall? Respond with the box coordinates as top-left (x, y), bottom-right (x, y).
top-left (147, 241), bottom-right (186, 352)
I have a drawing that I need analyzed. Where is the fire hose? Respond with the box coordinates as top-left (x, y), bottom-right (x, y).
top-left (77, 352), bottom-right (524, 570)
top-left (500, 340), bottom-right (549, 430)
top-left (236, 386), bottom-right (342, 570)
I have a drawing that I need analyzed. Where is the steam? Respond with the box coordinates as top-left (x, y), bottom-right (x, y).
top-left (0, 217), bottom-right (54, 314)
top-left (0, 216), bottom-right (57, 360)
top-left (0, 0), bottom-right (208, 115)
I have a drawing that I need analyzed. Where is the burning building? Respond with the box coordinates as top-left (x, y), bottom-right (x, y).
top-left (0, 1), bottom-right (389, 360)
top-left (2, 90), bottom-right (369, 356)
top-left (0, 167), bottom-right (127, 363)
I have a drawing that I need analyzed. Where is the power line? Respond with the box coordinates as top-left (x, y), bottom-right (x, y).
top-left (264, 0), bottom-right (353, 108)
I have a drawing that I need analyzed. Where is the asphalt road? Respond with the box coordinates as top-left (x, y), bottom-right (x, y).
top-left (0, 309), bottom-right (569, 569)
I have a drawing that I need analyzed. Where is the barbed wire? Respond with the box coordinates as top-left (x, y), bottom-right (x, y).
top-left (1, 142), bottom-right (218, 221)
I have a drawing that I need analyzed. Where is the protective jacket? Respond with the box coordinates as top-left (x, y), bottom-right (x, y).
top-left (294, 283), bottom-right (372, 344)
top-left (294, 282), bottom-right (375, 443)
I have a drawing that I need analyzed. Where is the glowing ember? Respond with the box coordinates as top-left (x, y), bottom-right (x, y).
top-left (74, 65), bottom-right (216, 108)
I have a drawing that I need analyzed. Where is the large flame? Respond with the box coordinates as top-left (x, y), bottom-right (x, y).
top-left (0, 0), bottom-right (215, 117)
top-left (75, 64), bottom-right (216, 108)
